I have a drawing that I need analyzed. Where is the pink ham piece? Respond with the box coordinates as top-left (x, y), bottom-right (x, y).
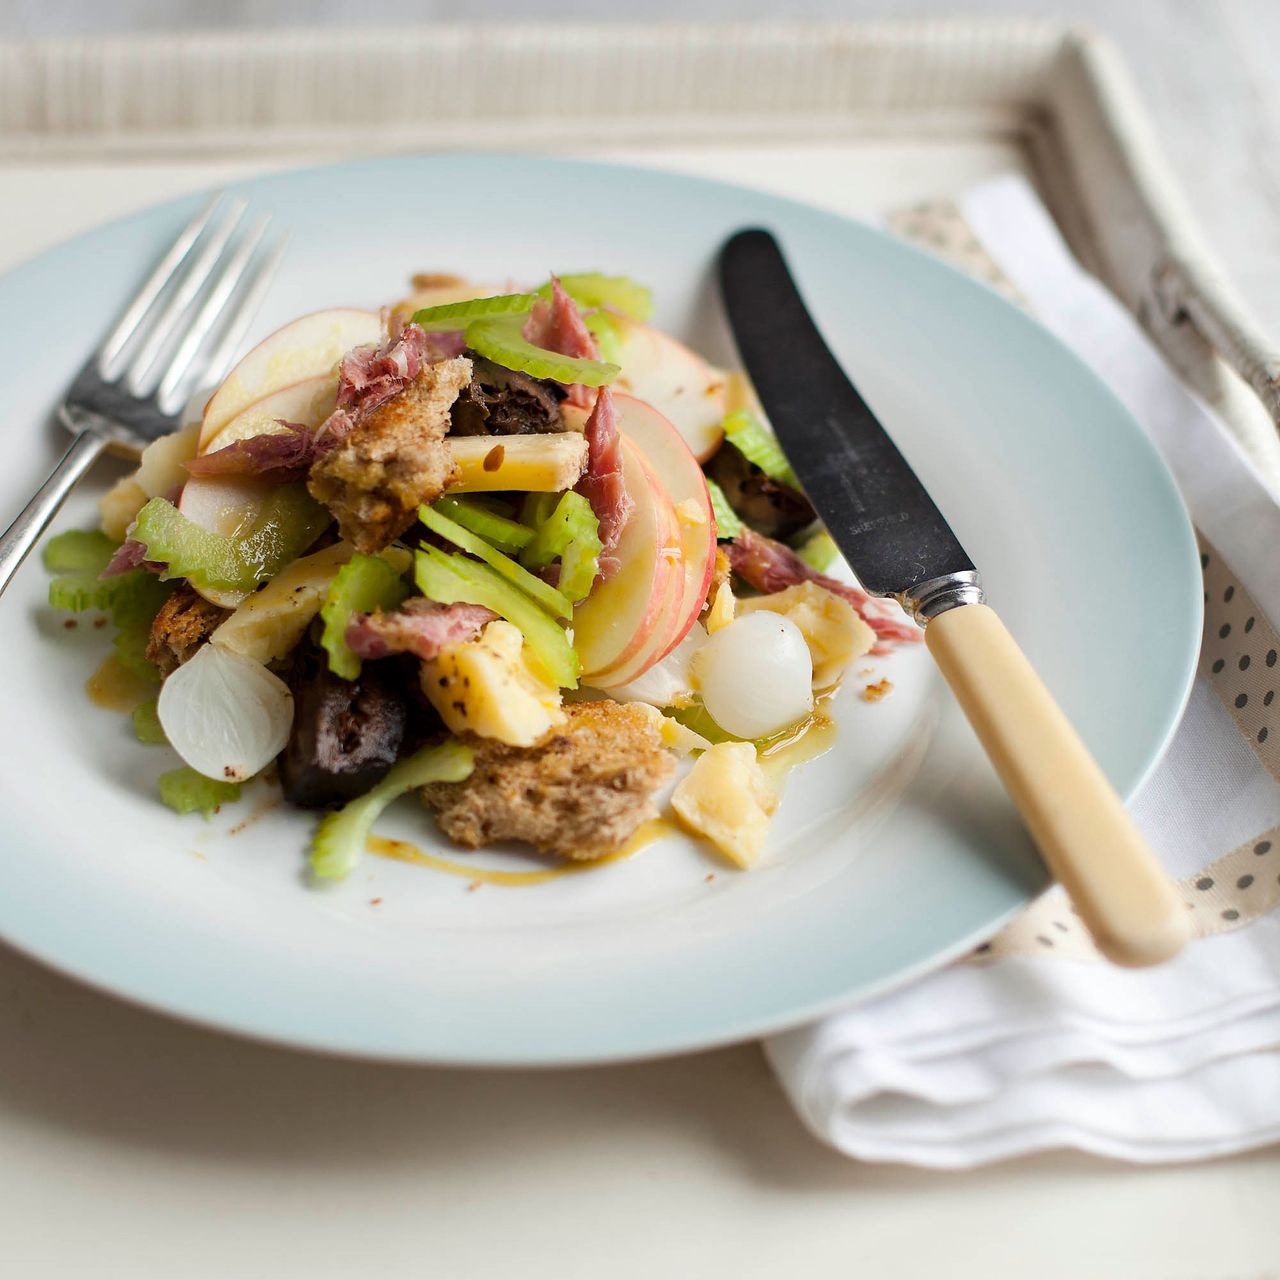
top-left (518, 276), bottom-right (632, 579)
top-left (727, 527), bottom-right (921, 650)
top-left (99, 537), bottom-right (164, 578)
top-left (335, 322), bottom-right (430, 416)
top-left (577, 385), bottom-right (633, 580)
top-left (185, 322), bottom-right (467, 484)
top-left (345, 599), bottom-right (497, 663)
top-left (521, 276), bottom-right (598, 409)
top-left (184, 420), bottom-right (325, 483)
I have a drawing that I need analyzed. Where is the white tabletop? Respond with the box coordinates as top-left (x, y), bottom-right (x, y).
top-left (2, 145), bottom-right (1279, 1277)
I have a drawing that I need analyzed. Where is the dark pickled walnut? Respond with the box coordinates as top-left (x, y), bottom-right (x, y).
top-left (279, 644), bottom-right (414, 809)
top-left (705, 442), bottom-right (817, 541)
top-left (449, 353), bottom-right (565, 436)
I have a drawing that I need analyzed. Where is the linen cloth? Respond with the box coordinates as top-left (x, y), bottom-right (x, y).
top-left (766, 174), bottom-right (1280, 1169)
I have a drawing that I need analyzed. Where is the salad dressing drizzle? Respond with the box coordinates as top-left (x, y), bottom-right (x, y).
top-left (758, 710), bottom-right (838, 786)
top-left (367, 817), bottom-right (676, 886)
top-left (86, 654), bottom-right (155, 712)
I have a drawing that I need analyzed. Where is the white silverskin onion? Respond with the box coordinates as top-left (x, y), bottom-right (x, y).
top-left (693, 611), bottom-right (813, 739)
top-left (157, 643), bottom-right (294, 782)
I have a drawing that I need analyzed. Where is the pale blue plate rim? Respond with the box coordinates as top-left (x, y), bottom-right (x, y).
top-left (0, 153), bottom-right (1202, 1065)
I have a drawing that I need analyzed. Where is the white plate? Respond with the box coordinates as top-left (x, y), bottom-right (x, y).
top-left (0, 155), bottom-right (1201, 1064)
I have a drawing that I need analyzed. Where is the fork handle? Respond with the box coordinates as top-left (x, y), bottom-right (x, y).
top-left (926, 602), bottom-right (1192, 967)
top-left (0, 430), bottom-right (108, 599)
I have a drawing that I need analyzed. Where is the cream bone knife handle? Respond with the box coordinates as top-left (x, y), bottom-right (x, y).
top-left (925, 602), bottom-right (1192, 967)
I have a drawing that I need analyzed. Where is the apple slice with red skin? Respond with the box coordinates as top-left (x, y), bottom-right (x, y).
top-left (198, 374), bottom-right (338, 457)
top-left (609, 316), bottom-right (727, 462)
top-left (199, 308), bottom-right (381, 450)
top-left (568, 393), bottom-right (717, 675)
top-left (609, 393), bottom-right (716, 663)
top-left (185, 375), bottom-right (344, 607)
top-left (572, 440), bottom-right (681, 683)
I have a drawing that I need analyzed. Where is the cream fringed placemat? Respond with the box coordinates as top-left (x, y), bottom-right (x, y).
top-left (765, 176), bottom-right (1280, 1168)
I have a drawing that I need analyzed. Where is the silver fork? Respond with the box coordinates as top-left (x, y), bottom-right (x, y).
top-left (0, 193), bottom-right (287, 598)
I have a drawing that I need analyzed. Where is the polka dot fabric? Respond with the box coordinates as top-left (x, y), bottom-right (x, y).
top-left (1198, 539), bottom-right (1280, 773)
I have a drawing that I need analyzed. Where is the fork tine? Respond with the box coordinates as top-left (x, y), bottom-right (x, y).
top-left (155, 213), bottom-right (273, 416)
top-left (97, 192), bottom-right (222, 381)
top-left (194, 231), bottom-right (289, 397)
top-left (123, 196), bottom-right (248, 398)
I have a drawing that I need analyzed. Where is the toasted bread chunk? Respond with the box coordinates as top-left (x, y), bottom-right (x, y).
top-left (308, 356), bottom-right (470, 553)
top-left (421, 700), bottom-right (674, 860)
top-left (145, 583), bottom-right (229, 677)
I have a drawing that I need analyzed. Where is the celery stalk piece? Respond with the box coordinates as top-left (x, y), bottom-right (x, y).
top-left (132, 698), bottom-right (167, 744)
top-left (415, 546), bottom-right (579, 688)
top-left (47, 558), bottom-right (173, 681)
top-left (42, 529), bottom-right (119, 575)
top-left (520, 491), bottom-right (559, 529)
top-left (410, 292), bottom-right (539, 332)
top-left (420, 503), bottom-right (572, 621)
top-left (310, 738), bottom-right (474, 880)
top-left (556, 519), bottom-right (603, 603)
top-left (666, 702), bottom-right (739, 746)
top-left (794, 529), bottom-right (840, 573)
top-left (132, 485), bottom-right (331, 594)
top-left (158, 766), bottom-right (242, 818)
top-left (319, 554), bottom-right (411, 680)
top-left (465, 314), bottom-right (619, 387)
top-left (540, 274), bottom-right (654, 322)
top-left (584, 311), bottom-right (624, 365)
top-left (518, 491), bottom-right (598, 572)
top-left (48, 573), bottom-right (121, 612)
top-left (109, 572), bottom-right (174, 680)
top-left (722, 409), bottom-right (799, 488)
top-left (433, 495), bottom-right (535, 556)
top-left (704, 478), bottom-right (743, 541)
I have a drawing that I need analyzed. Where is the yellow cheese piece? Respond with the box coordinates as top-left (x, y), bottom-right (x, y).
top-left (210, 545), bottom-right (410, 665)
top-left (422, 619), bottom-right (565, 747)
top-left (632, 703), bottom-right (711, 755)
top-left (671, 740), bottom-right (777, 868)
top-left (446, 434), bottom-right (588, 493)
top-left (704, 579), bottom-right (736, 636)
top-left (738, 581), bottom-right (873, 690)
top-left (212, 542), bottom-right (355, 664)
top-left (99, 473), bottom-right (148, 541)
top-left (138, 422), bottom-right (200, 498)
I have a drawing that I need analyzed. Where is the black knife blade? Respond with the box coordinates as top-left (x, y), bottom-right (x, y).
top-left (718, 228), bottom-right (976, 608)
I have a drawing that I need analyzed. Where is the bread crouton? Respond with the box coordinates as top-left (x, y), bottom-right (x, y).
top-left (421, 700), bottom-right (675, 860)
top-left (145, 583), bottom-right (229, 677)
top-left (308, 356), bottom-right (470, 553)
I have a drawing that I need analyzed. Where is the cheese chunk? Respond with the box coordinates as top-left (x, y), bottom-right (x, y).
top-left (671, 740), bottom-right (777, 868)
top-left (138, 422), bottom-right (200, 498)
top-left (738, 581), bottom-right (873, 690)
top-left (99, 473), bottom-right (148, 541)
top-left (447, 434), bottom-right (588, 494)
top-left (213, 543), bottom-right (354, 664)
top-left (704, 578), bottom-right (736, 635)
top-left (422, 619), bottom-right (565, 747)
top-left (631, 703), bottom-right (712, 755)
top-left (213, 544), bottom-right (411, 664)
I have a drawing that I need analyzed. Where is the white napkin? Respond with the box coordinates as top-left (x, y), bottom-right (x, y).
top-left (765, 174), bottom-right (1280, 1169)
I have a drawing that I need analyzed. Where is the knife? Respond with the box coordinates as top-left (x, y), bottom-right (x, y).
top-left (718, 228), bottom-right (1190, 967)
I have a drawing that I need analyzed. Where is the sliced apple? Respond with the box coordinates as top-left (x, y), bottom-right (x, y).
top-left (199, 375), bottom-right (338, 457)
top-left (611, 393), bottom-right (716, 663)
top-left (609, 317), bottom-right (727, 461)
top-left (573, 440), bottom-right (679, 683)
top-left (199, 308), bottom-right (381, 450)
